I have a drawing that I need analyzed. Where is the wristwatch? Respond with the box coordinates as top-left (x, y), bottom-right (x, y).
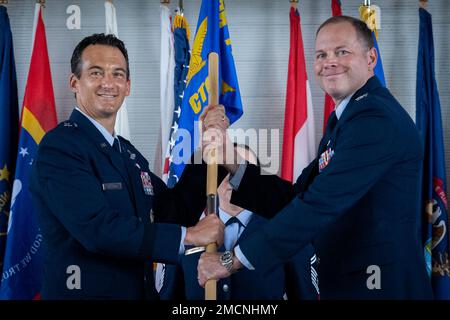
top-left (219, 250), bottom-right (234, 273)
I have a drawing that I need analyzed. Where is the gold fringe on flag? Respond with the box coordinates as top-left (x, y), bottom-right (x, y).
top-left (173, 13), bottom-right (191, 41)
top-left (359, 3), bottom-right (379, 40)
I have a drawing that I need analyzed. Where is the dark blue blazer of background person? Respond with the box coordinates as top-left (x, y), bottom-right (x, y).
top-left (230, 76), bottom-right (433, 299)
top-left (161, 214), bottom-right (319, 300)
top-left (29, 109), bottom-right (224, 300)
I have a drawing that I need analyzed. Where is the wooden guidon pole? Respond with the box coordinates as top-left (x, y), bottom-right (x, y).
top-left (204, 52), bottom-right (219, 300)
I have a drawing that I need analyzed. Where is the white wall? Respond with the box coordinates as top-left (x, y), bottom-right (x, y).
top-left (5, 0), bottom-right (450, 202)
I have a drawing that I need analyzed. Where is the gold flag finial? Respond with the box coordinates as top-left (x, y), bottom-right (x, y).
top-left (359, 2), bottom-right (379, 40)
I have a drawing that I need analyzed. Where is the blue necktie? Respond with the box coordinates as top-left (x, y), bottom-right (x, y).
top-left (319, 111), bottom-right (337, 154)
top-left (325, 111), bottom-right (337, 135)
top-left (224, 217), bottom-right (243, 250)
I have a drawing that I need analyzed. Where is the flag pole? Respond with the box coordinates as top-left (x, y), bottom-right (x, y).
top-left (204, 52), bottom-right (219, 301)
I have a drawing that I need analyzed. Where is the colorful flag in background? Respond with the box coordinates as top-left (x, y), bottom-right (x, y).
top-left (163, 12), bottom-right (191, 187)
top-left (322, 0), bottom-right (342, 133)
top-left (359, 3), bottom-right (386, 87)
top-left (0, 5), bottom-right (19, 274)
top-left (105, 0), bottom-right (131, 140)
top-left (0, 4), bottom-right (57, 300)
top-left (156, 8), bottom-right (192, 297)
top-left (416, 7), bottom-right (450, 300)
top-left (167, 0), bottom-right (243, 185)
top-left (281, 6), bottom-right (316, 183)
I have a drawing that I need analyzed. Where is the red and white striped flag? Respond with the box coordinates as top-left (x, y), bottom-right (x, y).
top-left (281, 6), bottom-right (315, 183)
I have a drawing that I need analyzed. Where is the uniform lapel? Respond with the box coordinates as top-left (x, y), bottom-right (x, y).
top-left (333, 76), bottom-right (382, 130)
top-left (317, 76), bottom-right (382, 154)
top-left (69, 110), bottom-right (134, 199)
top-left (317, 111), bottom-right (337, 156)
top-left (119, 146), bottom-right (152, 222)
top-left (235, 214), bottom-right (264, 245)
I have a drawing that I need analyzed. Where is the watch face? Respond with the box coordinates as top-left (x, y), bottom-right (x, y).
top-left (220, 251), bottom-right (232, 263)
top-left (220, 251), bottom-right (233, 270)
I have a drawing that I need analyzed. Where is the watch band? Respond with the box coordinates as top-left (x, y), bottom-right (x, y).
top-left (220, 250), bottom-right (234, 273)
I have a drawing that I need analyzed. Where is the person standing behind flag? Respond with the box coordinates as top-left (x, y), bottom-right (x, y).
top-left (162, 144), bottom-right (319, 300)
top-left (28, 33), bottom-right (225, 300)
top-left (198, 16), bottom-right (432, 299)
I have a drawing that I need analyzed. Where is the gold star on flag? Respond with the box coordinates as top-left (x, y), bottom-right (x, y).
top-left (0, 164), bottom-right (10, 182)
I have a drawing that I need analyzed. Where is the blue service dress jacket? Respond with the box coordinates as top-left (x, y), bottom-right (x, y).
top-left (231, 76), bottom-right (433, 299)
top-left (165, 214), bottom-right (319, 300)
top-left (29, 109), bottom-right (226, 299)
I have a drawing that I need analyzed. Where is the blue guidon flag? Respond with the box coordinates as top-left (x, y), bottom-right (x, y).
top-left (166, 0), bottom-right (243, 186)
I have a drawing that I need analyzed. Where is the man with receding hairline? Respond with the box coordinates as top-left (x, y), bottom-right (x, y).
top-left (198, 16), bottom-right (432, 299)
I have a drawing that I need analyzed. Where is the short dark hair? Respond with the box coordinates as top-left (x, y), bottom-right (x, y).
top-left (316, 15), bottom-right (374, 50)
top-left (71, 33), bottom-right (130, 79)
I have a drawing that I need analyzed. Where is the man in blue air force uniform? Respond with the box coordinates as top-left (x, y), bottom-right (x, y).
top-left (198, 16), bottom-right (433, 299)
top-left (29, 34), bottom-right (226, 299)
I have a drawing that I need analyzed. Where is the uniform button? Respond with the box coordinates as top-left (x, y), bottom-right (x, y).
top-left (138, 217), bottom-right (142, 222)
top-left (222, 284), bottom-right (229, 292)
